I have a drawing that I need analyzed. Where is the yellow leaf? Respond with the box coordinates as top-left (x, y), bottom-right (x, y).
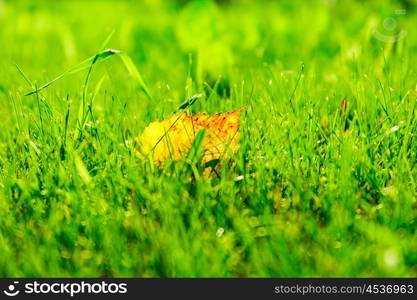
top-left (136, 108), bottom-right (243, 164)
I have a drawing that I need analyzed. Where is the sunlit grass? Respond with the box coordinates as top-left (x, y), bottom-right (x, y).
top-left (0, 0), bottom-right (416, 277)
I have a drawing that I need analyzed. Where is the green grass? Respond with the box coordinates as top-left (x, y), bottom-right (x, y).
top-left (0, 0), bottom-right (416, 277)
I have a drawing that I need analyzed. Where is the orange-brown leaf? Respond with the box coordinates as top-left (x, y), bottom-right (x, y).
top-left (136, 108), bottom-right (243, 164)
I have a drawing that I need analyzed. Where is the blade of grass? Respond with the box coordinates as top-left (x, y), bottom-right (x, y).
top-left (24, 49), bottom-right (120, 96)
top-left (288, 63), bottom-right (304, 113)
top-left (60, 96), bottom-right (70, 161)
top-left (99, 29), bottom-right (115, 50)
top-left (119, 52), bottom-right (152, 101)
top-left (186, 128), bottom-right (206, 164)
top-left (76, 54), bottom-right (107, 143)
top-left (175, 94), bottom-right (202, 112)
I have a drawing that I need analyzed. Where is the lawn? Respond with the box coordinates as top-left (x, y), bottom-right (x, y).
top-left (0, 0), bottom-right (416, 277)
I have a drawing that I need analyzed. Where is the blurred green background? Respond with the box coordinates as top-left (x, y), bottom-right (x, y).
top-left (0, 0), bottom-right (416, 277)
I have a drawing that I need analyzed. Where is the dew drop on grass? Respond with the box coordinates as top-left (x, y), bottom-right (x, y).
top-left (383, 249), bottom-right (399, 269)
top-left (235, 175), bottom-right (244, 182)
top-left (216, 227), bottom-right (225, 237)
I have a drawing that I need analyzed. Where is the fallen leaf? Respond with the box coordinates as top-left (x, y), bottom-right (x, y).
top-left (136, 108), bottom-right (243, 164)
